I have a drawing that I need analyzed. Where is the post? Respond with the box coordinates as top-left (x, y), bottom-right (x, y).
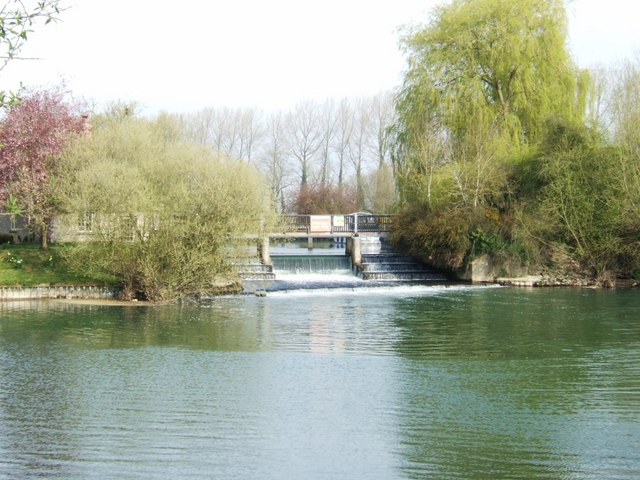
top-left (308, 236), bottom-right (314, 250)
top-left (353, 212), bottom-right (358, 235)
top-left (350, 235), bottom-right (362, 266)
top-left (259, 236), bottom-right (271, 266)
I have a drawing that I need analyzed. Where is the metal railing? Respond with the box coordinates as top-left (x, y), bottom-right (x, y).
top-left (279, 214), bottom-right (395, 235)
top-left (281, 215), bottom-right (310, 232)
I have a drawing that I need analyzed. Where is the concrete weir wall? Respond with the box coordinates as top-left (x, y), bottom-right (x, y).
top-left (0, 285), bottom-right (117, 301)
top-left (457, 254), bottom-right (528, 283)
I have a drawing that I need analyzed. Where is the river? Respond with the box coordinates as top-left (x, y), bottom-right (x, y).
top-left (1, 284), bottom-right (639, 479)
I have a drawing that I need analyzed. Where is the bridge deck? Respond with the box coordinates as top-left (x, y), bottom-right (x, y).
top-left (271, 214), bottom-right (394, 238)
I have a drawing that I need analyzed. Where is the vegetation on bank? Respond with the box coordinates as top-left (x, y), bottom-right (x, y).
top-left (54, 113), bottom-right (274, 301)
top-left (390, 0), bottom-right (640, 286)
top-left (0, 243), bottom-right (115, 287)
top-left (1, 0), bottom-right (639, 296)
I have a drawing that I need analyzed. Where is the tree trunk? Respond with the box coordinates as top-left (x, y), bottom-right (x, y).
top-left (40, 224), bottom-right (48, 250)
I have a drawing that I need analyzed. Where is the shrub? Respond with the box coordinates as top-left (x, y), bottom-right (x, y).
top-left (391, 204), bottom-right (473, 270)
top-left (59, 115), bottom-right (276, 301)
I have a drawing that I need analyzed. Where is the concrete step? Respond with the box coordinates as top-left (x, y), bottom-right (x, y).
top-left (358, 271), bottom-right (449, 281)
top-left (235, 264), bottom-right (274, 273)
top-left (358, 253), bottom-right (448, 281)
top-left (361, 254), bottom-right (417, 264)
top-left (359, 262), bottom-right (438, 273)
top-left (238, 272), bottom-right (276, 281)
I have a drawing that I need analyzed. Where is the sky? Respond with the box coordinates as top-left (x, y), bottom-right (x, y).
top-left (1, 0), bottom-right (638, 115)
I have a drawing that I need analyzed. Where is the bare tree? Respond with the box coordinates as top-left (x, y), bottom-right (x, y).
top-left (317, 99), bottom-right (338, 186)
top-left (162, 93), bottom-right (399, 212)
top-left (259, 112), bottom-right (293, 211)
top-left (286, 101), bottom-right (323, 187)
top-left (181, 108), bottom-right (215, 147)
top-left (181, 107), bottom-right (264, 163)
top-left (236, 108), bottom-right (265, 164)
top-left (368, 92), bottom-right (395, 169)
top-left (334, 98), bottom-right (354, 187)
top-left (348, 98), bottom-right (374, 209)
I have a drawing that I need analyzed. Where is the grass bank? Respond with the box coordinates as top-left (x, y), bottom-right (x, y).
top-left (0, 243), bottom-right (116, 287)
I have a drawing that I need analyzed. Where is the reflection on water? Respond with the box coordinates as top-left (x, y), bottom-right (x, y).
top-left (1, 286), bottom-right (639, 479)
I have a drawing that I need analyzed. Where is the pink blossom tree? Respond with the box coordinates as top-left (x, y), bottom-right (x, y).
top-left (0, 88), bottom-right (86, 248)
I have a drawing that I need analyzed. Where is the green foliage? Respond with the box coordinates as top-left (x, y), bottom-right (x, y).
top-left (387, 0), bottom-right (640, 285)
top-left (391, 204), bottom-right (473, 270)
top-left (513, 119), bottom-right (640, 282)
top-left (58, 114), bottom-right (276, 301)
top-left (392, 199), bottom-right (533, 273)
top-left (3, 250), bottom-right (23, 269)
top-left (393, 0), bottom-right (589, 207)
top-left (0, 243), bottom-right (112, 286)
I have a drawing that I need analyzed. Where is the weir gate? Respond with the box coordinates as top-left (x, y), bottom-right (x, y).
top-left (259, 214), bottom-right (395, 266)
top-left (239, 214), bottom-right (449, 286)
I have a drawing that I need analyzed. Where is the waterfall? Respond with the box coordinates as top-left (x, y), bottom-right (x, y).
top-left (271, 255), bottom-right (352, 275)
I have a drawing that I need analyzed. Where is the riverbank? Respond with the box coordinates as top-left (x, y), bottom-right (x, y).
top-left (0, 285), bottom-right (119, 301)
top-left (0, 243), bottom-right (116, 286)
top-left (54, 298), bottom-right (165, 307)
top-left (458, 253), bottom-right (639, 288)
top-left (495, 275), bottom-right (640, 288)
top-left (0, 243), bottom-right (242, 302)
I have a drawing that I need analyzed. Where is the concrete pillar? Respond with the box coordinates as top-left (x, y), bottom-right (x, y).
top-left (307, 236), bottom-right (314, 250)
top-left (259, 236), bottom-right (271, 266)
top-left (350, 235), bottom-right (362, 266)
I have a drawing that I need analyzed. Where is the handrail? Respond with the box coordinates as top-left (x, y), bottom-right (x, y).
top-left (279, 214), bottom-right (395, 235)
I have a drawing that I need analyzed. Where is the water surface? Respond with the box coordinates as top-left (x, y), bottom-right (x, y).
top-left (1, 286), bottom-right (639, 479)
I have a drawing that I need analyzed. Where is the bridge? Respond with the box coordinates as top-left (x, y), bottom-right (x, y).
top-left (259, 213), bottom-right (396, 267)
top-left (276, 213), bottom-right (395, 238)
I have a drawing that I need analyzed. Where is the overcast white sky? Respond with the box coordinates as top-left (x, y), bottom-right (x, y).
top-left (1, 0), bottom-right (638, 115)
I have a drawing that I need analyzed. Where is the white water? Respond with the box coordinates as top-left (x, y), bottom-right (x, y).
top-left (266, 283), bottom-right (498, 298)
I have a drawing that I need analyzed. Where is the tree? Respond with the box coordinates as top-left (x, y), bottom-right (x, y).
top-left (364, 164), bottom-right (397, 213)
top-left (287, 101), bottom-right (323, 188)
top-left (180, 106), bottom-right (265, 163)
top-left (609, 60), bottom-right (640, 156)
top-left (365, 93), bottom-right (397, 212)
top-left (601, 60), bottom-right (640, 274)
top-left (532, 121), bottom-right (630, 283)
top-left (0, 0), bottom-right (63, 106)
top-left (369, 92), bottom-right (394, 170)
top-left (349, 98), bottom-right (373, 210)
top-left (0, 88), bottom-right (86, 248)
top-left (393, 0), bottom-right (590, 206)
top-left (334, 98), bottom-right (353, 187)
top-left (259, 111), bottom-right (293, 212)
top-left (289, 182), bottom-right (357, 215)
top-left (58, 114), bottom-right (276, 301)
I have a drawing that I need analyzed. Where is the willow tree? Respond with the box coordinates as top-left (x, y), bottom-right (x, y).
top-left (393, 0), bottom-right (590, 206)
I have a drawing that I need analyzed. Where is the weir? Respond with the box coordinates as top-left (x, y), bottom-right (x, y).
top-left (271, 255), bottom-right (352, 275)
top-left (240, 213), bottom-right (450, 290)
top-left (259, 214), bottom-right (394, 267)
